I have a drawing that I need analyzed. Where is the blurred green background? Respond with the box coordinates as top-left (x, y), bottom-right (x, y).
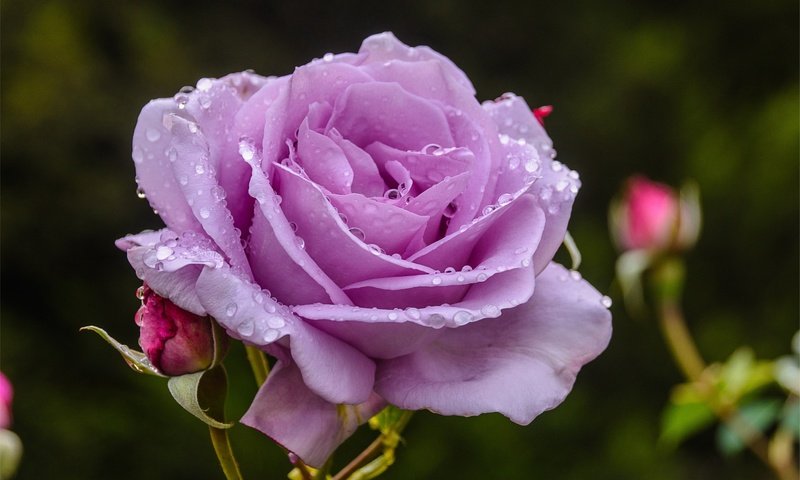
top-left (1, 0), bottom-right (797, 478)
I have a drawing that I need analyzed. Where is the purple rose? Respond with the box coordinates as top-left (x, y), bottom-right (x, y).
top-left (117, 33), bottom-right (612, 466)
top-left (135, 284), bottom-right (215, 376)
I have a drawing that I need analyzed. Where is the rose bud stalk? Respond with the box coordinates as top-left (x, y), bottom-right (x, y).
top-left (135, 285), bottom-right (216, 376)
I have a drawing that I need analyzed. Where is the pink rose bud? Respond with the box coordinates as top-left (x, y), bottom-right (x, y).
top-left (0, 372), bottom-right (12, 429)
top-left (611, 176), bottom-right (700, 252)
top-left (135, 285), bottom-right (214, 376)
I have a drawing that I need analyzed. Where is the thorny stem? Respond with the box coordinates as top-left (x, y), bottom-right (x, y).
top-left (209, 426), bottom-right (244, 480)
top-left (653, 259), bottom-right (798, 480)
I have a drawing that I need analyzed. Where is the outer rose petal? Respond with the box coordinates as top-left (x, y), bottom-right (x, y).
top-left (241, 360), bottom-right (385, 468)
top-left (374, 263), bottom-right (612, 424)
top-left (195, 266), bottom-right (375, 404)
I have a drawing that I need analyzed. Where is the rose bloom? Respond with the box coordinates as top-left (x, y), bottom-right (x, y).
top-left (117, 33), bottom-right (612, 466)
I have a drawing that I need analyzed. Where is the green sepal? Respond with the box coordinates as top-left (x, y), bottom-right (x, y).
top-left (80, 326), bottom-right (166, 377)
top-left (209, 319), bottom-right (230, 368)
top-left (167, 365), bottom-right (234, 429)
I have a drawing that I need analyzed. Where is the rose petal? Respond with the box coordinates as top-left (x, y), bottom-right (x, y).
top-left (273, 164), bottom-right (435, 285)
top-left (165, 114), bottom-right (253, 279)
top-left (131, 99), bottom-right (201, 232)
top-left (248, 158), bottom-right (352, 306)
top-left (196, 266), bottom-right (375, 404)
top-left (326, 193), bottom-right (427, 256)
top-left (296, 118), bottom-right (354, 194)
top-left (364, 142), bottom-right (472, 191)
top-left (328, 130), bottom-right (386, 197)
top-left (183, 76), bottom-right (255, 231)
top-left (120, 229), bottom-right (225, 316)
top-left (358, 32), bottom-right (475, 95)
top-left (405, 172), bottom-right (471, 246)
top-left (241, 360), bottom-right (384, 468)
top-left (295, 263), bottom-right (536, 332)
top-left (326, 82), bottom-right (455, 151)
top-left (374, 262), bottom-right (612, 424)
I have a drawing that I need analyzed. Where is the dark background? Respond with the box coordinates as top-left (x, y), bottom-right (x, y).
top-left (2, 1), bottom-right (797, 478)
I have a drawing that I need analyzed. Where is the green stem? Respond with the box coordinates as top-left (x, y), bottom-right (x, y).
top-left (332, 411), bottom-right (414, 480)
top-left (652, 258), bottom-right (797, 480)
top-left (209, 426), bottom-right (243, 480)
top-left (245, 345), bottom-right (270, 387)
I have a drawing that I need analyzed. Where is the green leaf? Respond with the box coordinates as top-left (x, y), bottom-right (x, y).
top-left (660, 400), bottom-right (716, 448)
top-left (780, 397), bottom-right (800, 439)
top-left (716, 398), bottom-right (782, 456)
top-left (167, 366), bottom-right (233, 429)
top-left (80, 326), bottom-right (166, 377)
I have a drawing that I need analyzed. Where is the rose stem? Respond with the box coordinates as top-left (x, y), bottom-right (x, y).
top-left (209, 426), bottom-right (244, 480)
top-left (653, 259), bottom-right (798, 480)
top-left (331, 411), bottom-right (413, 480)
top-left (244, 345), bottom-right (270, 386)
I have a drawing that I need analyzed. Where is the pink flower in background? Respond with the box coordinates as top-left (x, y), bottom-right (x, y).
top-left (611, 176), bottom-right (700, 252)
top-left (0, 372), bottom-right (12, 429)
top-left (116, 33), bottom-right (612, 466)
top-left (135, 285), bottom-right (215, 376)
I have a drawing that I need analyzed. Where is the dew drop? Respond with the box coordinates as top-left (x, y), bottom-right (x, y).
top-left (294, 236), bottom-right (305, 249)
top-left (477, 273), bottom-right (488, 282)
top-left (601, 296), bottom-right (613, 308)
top-left (266, 315), bottom-right (285, 329)
top-left (225, 303), bottom-right (238, 317)
top-left (262, 329), bottom-right (280, 342)
top-left (481, 304), bottom-right (501, 317)
top-left (145, 128), bottom-right (161, 142)
top-left (444, 267), bottom-right (456, 274)
top-left (132, 146), bottom-right (144, 164)
top-left (405, 308), bottom-right (421, 320)
top-left (289, 222), bottom-right (298, 232)
top-left (197, 77), bottom-right (213, 92)
top-left (456, 275), bottom-right (465, 282)
top-left (453, 311), bottom-right (473, 325)
top-left (570, 270), bottom-right (582, 281)
top-left (155, 245), bottom-right (173, 261)
top-left (550, 160), bottom-right (563, 172)
top-left (136, 187), bottom-right (146, 199)
top-left (349, 227), bottom-right (366, 241)
top-left (253, 291), bottom-right (266, 304)
top-left (367, 244), bottom-right (384, 255)
top-left (387, 312), bottom-right (399, 321)
top-left (431, 276), bottom-right (443, 285)
top-left (179, 175), bottom-right (189, 186)
top-left (236, 320), bottom-right (254, 336)
top-left (462, 265), bottom-right (473, 272)
top-left (497, 193), bottom-right (514, 205)
top-left (199, 208), bottom-right (211, 219)
top-left (135, 286), bottom-right (146, 301)
top-left (384, 189), bottom-right (401, 200)
top-left (199, 95), bottom-right (212, 109)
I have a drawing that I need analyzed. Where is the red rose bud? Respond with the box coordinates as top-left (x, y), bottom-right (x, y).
top-left (533, 105), bottom-right (553, 126)
top-left (610, 176), bottom-right (701, 253)
top-left (135, 285), bottom-right (214, 376)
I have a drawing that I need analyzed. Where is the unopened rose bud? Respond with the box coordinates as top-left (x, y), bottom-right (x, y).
top-left (135, 285), bottom-right (215, 376)
top-left (0, 373), bottom-right (12, 430)
top-left (610, 176), bottom-right (701, 253)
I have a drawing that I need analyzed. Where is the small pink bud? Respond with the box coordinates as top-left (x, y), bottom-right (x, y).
top-left (611, 176), bottom-right (701, 252)
top-left (0, 372), bottom-right (12, 429)
top-left (135, 285), bottom-right (214, 376)
top-left (533, 105), bottom-right (553, 126)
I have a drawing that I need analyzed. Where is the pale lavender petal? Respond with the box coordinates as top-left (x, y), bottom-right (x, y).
top-left (375, 263), bottom-right (612, 424)
top-left (196, 266), bottom-right (376, 404)
top-left (273, 164), bottom-right (435, 285)
top-left (183, 76), bottom-right (255, 231)
top-left (326, 193), bottom-right (427, 256)
top-left (131, 99), bottom-right (201, 232)
top-left (241, 360), bottom-right (384, 468)
top-left (328, 130), bottom-right (386, 197)
top-left (326, 82), bottom-right (454, 151)
top-left (308, 320), bottom-right (443, 359)
top-left (296, 119), bottom-right (354, 194)
top-left (295, 263), bottom-right (535, 332)
top-left (358, 32), bottom-right (475, 94)
top-left (164, 114), bottom-right (252, 279)
top-left (248, 158), bottom-right (352, 306)
top-left (405, 172), bottom-right (471, 246)
top-left (235, 75), bottom-right (290, 172)
top-left (364, 142), bottom-right (471, 191)
top-left (120, 229), bottom-right (225, 316)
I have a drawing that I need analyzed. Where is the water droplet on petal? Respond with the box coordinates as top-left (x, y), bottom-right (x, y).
top-left (431, 276), bottom-right (443, 285)
top-left (477, 273), bottom-right (488, 282)
top-left (601, 296), bottom-right (613, 308)
top-left (497, 193), bottom-right (514, 205)
top-left (481, 304), bottom-right (501, 317)
top-left (199, 208), bottom-right (211, 219)
top-left (406, 308), bottom-right (421, 320)
top-left (132, 146), bottom-right (144, 164)
top-left (197, 77), bottom-right (213, 92)
top-left (387, 312), bottom-right (399, 321)
top-left (136, 187), bottom-right (146, 199)
top-left (349, 227), bottom-right (366, 241)
top-left (444, 267), bottom-right (456, 274)
top-left (155, 245), bottom-right (173, 261)
top-left (225, 303), bottom-right (238, 317)
top-left (236, 320), bottom-right (254, 336)
top-left (289, 222), bottom-right (298, 232)
top-left (453, 311), bottom-right (473, 325)
top-left (145, 128), bottom-right (161, 142)
top-left (367, 244), bottom-right (384, 255)
top-left (266, 315), bottom-right (285, 329)
top-left (462, 265), bottom-right (473, 272)
top-left (570, 270), bottom-right (582, 281)
top-left (294, 236), bottom-right (305, 249)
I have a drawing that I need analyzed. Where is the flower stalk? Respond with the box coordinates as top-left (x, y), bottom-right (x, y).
top-left (209, 425), bottom-right (244, 480)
